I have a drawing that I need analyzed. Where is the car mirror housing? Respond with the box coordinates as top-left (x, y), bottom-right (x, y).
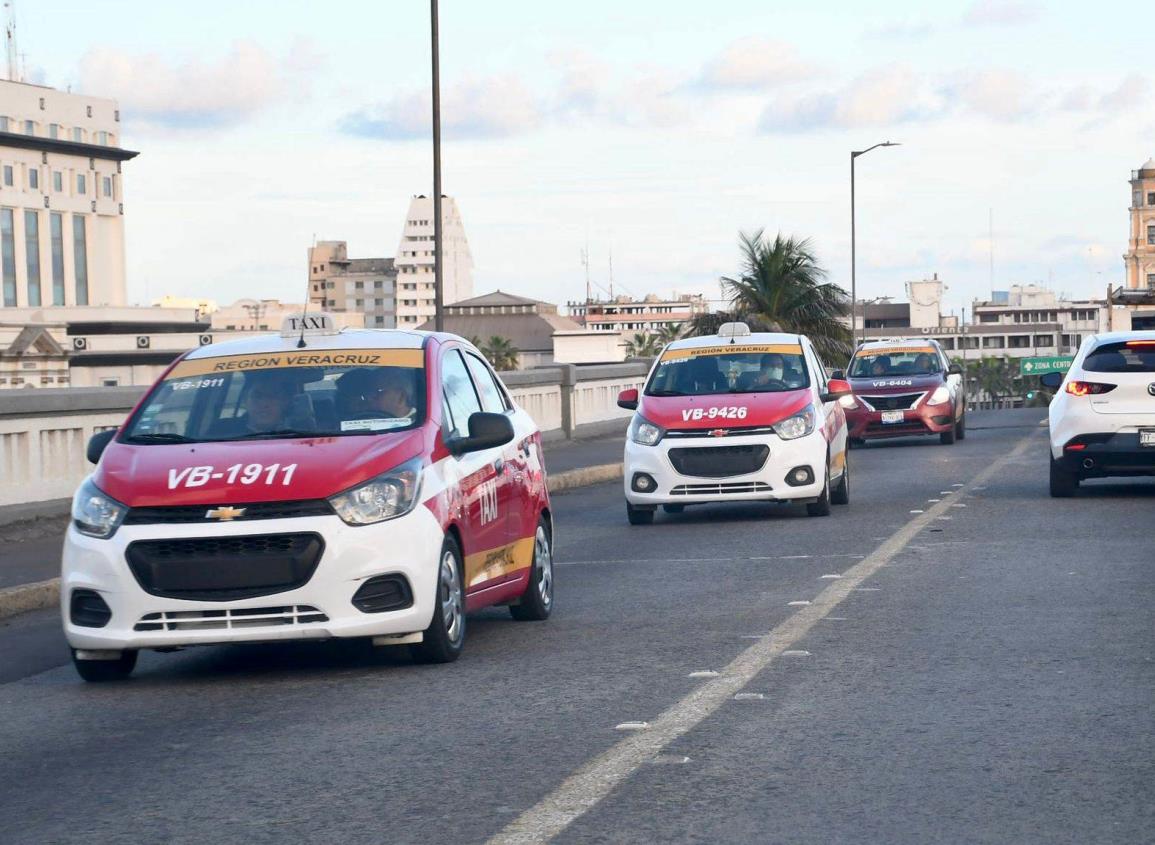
top-left (617, 388), bottom-right (639, 410)
top-left (448, 412), bottom-right (515, 455)
top-left (86, 429), bottom-right (117, 464)
top-left (821, 378), bottom-right (853, 402)
top-left (948, 363), bottom-right (964, 376)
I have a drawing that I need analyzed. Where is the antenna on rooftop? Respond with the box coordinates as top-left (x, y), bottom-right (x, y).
top-left (608, 248), bottom-right (614, 299)
top-left (581, 244), bottom-right (591, 303)
top-left (4, 1), bottom-right (19, 83)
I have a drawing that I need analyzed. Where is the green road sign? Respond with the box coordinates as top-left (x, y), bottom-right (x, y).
top-left (1019, 356), bottom-right (1074, 375)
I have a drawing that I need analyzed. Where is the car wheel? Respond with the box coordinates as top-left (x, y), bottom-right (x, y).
top-left (955, 414), bottom-right (966, 440)
top-left (626, 502), bottom-right (654, 525)
top-left (806, 461), bottom-right (832, 517)
top-left (412, 535), bottom-right (466, 663)
top-left (831, 454), bottom-right (850, 505)
top-left (1049, 455), bottom-right (1079, 498)
top-left (511, 517), bottom-right (553, 622)
top-left (662, 504), bottom-right (685, 514)
top-left (72, 649), bottom-right (137, 682)
top-left (940, 425), bottom-right (957, 445)
top-left (849, 437), bottom-right (866, 449)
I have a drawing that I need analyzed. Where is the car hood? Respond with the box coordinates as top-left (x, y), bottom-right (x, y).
top-left (638, 389), bottom-right (812, 430)
top-left (93, 429), bottom-right (426, 507)
top-left (848, 375), bottom-right (943, 394)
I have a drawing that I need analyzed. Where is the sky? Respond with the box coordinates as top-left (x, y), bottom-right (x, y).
top-left (14, 0), bottom-right (1154, 317)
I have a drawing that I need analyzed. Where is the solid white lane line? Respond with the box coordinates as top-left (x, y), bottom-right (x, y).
top-left (787, 600), bottom-right (811, 606)
top-left (487, 429), bottom-right (1038, 845)
top-left (614, 722), bottom-right (649, 731)
top-left (688, 670), bottom-right (719, 678)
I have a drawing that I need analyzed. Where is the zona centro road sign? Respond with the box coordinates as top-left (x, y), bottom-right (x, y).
top-left (1020, 356), bottom-right (1074, 375)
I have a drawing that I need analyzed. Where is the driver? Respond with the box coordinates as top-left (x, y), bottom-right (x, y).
top-left (215, 371), bottom-right (295, 436)
top-left (870, 355), bottom-right (891, 376)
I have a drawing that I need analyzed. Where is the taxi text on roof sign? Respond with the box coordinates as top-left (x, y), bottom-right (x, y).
top-left (280, 313), bottom-right (339, 337)
top-left (168, 348), bottom-right (425, 378)
top-left (660, 343), bottom-right (803, 361)
top-left (856, 346), bottom-right (938, 356)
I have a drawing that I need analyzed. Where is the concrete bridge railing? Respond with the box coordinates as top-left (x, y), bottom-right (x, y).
top-left (0, 362), bottom-right (652, 515)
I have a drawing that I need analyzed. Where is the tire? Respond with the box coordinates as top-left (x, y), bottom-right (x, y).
top-left (1049, 456), bottom-right (1079, 498)
top-left (806, 462), bottom-right (832, 517)
top-left (662, 504), bottom-right (685, 514)
top-left (510, 517), bottom-right (553, 622)
top-left (849, 437), bottom-right (866, 449)
top-left (955, 414), bottom-right (966, 441)
top-left (412, 535), bottom-right (466, 664)
top-left (831, 453), bottom-right (850, 505)
top-left (72, 649), bottom-right (137, 682)
top-left (940, 426), bottom-right (956, 445)
top-left (626, 502), bottom-right (654, 525)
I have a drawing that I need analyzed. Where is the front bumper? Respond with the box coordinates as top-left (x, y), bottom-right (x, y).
top-left (1054, 432), bottom-right (1155, 478)
top-left (845, 401), bottom-right (954, 439)
top-left (623, 431), bottom-right (827, 506)
top-left (61, 508), bottom-right (444, 651)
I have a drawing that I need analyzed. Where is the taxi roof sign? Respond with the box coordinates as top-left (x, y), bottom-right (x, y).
top-left (280, 312), bottom-right (339, 337)
top-left (717, 322), bottom-right (752, 339)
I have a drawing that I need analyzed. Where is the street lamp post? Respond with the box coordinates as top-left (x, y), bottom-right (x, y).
top-left (431, 0), bottom-right (444, 332)
top-left (850, 141), bottom-right (900, 349)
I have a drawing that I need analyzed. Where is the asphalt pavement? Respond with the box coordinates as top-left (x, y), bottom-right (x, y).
top-left (2, 409), bottom-right (1152, 844)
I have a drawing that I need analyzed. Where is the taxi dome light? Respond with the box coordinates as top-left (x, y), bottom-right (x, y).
top-left (717, 322), bottom-right (752, 339)
top-left (280, 313), bottom-right (340, 338)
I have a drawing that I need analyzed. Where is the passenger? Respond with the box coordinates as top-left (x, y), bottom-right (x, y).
top-left (363, 367), bottom-right (416, 419)
top-left (913, 353), bottom-right (936, 374)
top-left (752, 353), bottom-right (785, 386)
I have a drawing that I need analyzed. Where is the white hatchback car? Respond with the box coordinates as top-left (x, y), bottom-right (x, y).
top-left (1043, 331), bottom-right (1155, 496)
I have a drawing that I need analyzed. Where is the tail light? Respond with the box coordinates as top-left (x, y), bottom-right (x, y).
top-left (1065, 381), bottom-right (1116, 396)
top-left (1125, 340), bottom-right (1155, 347)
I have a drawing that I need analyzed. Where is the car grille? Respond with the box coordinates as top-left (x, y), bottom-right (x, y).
top-left (123, 499), bottom-right (333, 525)
top-left (667, 445), bottom-right (770, 478)
top-left (134, 605), bottom-right (329, 632)
top-left (859, 392), bottom-right (925, 411)
top-left (664, 425), bottom-right (776, 439)
top-left (670, 481), bottom-right (773, 496)
top-left (125, 532), bottom-right (325, 601)
top-left (865, 421), bottom-right (929, 435)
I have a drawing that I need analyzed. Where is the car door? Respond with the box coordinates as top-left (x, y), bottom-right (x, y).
top-left (440, 348), bottom-right (515, 594)
top-left (807, 340), bottom-right (847, 477)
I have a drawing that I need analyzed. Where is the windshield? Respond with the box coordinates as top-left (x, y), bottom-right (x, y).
top-left (1083, 340), bottom-right (1155, 373)
top-left (646, 343), bottom-right (810, 396)
top-left (122, 348), bottom-right (427, 444)
top-left (849, 346), bottom-right (942, 378)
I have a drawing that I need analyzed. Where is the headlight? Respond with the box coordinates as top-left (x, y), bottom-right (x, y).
top-left (72, 478), bottom-right (127, 539)
top-left (629, 415), bottom-right (664, 446)
top-left (927, 386), bottom-right (951, 406)
top-left (330, 458), bottom-right (422, 526)
top-left (838, 394), bottom-right (859, 410)
top-left (774, 404), bottom-right (816, 440)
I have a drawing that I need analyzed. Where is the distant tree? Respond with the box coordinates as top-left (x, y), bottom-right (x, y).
top-left (482, 336), bottom-right (520, 371)
top-left (624, 332), bottom-right (662, 358)
top-left (655, 322), bottom-right (685, 346)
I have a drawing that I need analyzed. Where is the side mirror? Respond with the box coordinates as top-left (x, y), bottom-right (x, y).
top-left (830, 370), bottom-right (845, 380)
top-left (948, 363), bottom-right (964, 376)
top-left (1039, 372), bottom-right (1063, 389)
top-left (86, 429), bottom-right (117, 464)
top-left (617, 387), bottom-right (639, 410)
top-left (449, 412), bottom-right (514, 455)
top-left (821, 378), bottom-right (852, 403)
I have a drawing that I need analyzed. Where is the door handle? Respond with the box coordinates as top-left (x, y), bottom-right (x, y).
top-left (494, 458), bottom-right (505, 474)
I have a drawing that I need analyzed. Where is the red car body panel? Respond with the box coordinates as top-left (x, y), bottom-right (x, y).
top-left (637, 389), bottom-right (813, 432)
top-left (844, 374), bottom-right (956, 439)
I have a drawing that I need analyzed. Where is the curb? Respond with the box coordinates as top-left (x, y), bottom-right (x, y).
top-left (0, 578), bottom-right (59, 622)
top-left (0, 463), bottom-right (625, 622)
top-left (547, 463), bottom-right (623, 493)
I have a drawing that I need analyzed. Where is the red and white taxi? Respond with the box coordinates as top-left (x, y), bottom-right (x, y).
top-left (618, 324), bottom-right (852, 523)
top-left (63, 315), bottom-right (553, 681)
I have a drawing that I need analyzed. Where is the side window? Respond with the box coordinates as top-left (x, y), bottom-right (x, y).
top-left (464, 352), bottom-right (509, 413)
top-left (806, 344), bottom-right (827, 390)
top-left (441, 349), bottom-right (482, 437)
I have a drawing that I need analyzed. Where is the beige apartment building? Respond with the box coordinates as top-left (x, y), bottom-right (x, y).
top-left (0, 79), bottom-right (135, 309)
top-left (308, 241), bottom-right (393, 327)
top-left (1124, 157), bottom-right (1155, 290)
top-left (567, 293), bottom-right (708, 333)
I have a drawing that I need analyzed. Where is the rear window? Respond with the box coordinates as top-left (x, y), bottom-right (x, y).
top-left (1083, 341), bottom-right (1155, 373)
top-left (122, 348), bottom-right (427, 443)
top-left (646, 343), bottom-right (809, 396)
top-left (849, 346), bottom-right (942, 378)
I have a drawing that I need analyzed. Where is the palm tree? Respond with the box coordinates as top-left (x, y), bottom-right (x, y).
top-left (655, 322), bottom-right (684, 346)
top-left (719, 230), bottom-right (852, 365)
top-left (481, 336), bottom-right (520, 371)
top-left (624, 332), bottom-right (661, 358)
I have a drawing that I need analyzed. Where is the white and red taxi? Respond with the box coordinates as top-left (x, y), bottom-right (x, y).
top-left (63, 315), bottom-right (553, 681)
top-left (618, 324), bottom-right (852, 523)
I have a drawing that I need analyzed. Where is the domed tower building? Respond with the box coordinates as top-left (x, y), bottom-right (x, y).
top-left (1125, 158), bottom-right (1155, 290)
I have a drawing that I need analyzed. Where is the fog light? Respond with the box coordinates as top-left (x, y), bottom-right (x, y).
top-left (786, 466), bottom-right (814, 487)
top-left (70, 589), bottom-right (112, 628)
top-left (631, 473), bottom-right (657, 493)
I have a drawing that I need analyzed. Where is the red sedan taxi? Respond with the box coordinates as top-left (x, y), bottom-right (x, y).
top-left (63, 315), bottom-right (553, 681)
top-left (619, 323), bottom-right (852, 523)
top-left (839, 338), bottom-right (967, 446)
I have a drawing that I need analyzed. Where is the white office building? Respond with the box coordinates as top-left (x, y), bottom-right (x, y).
top-left (393, 195), bottom-right (473, 327)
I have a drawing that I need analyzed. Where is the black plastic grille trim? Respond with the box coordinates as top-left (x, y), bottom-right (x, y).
top-left (70, 589), bottom-right (112, 628)
top-left (351, 575), bottom-right (414, 614)
top-left (860, 393), bottom-right (924, 411)
top-left (667, 445), bottom-right (770, 478)
top-left (123, 499), bottom-right (333, 525)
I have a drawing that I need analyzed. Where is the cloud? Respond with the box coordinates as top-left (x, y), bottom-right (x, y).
top-left (961, 0), bottom-right (1042, 27)
top-left (697, 38), bottom-right (819, 91)
top-left (1098, 74), bottom-right (1149, 112)
top-left (942, 69), bottom-right (1036, 121)
top-left (866, 21), bottom-right (937, 40)
top-left (341, 75), bottom-right (544, 140)
top-left (76, 40), bottom-right (320, 129)
top-left (553, 54), bottom-right (690, 128)
top-left (759, 65), bottom-right (933, 132)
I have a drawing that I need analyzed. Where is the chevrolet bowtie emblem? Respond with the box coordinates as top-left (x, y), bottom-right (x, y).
top-left (709, 428), bottom-right (727, 437)
top-left (206, 506), bottom-right (246, 521)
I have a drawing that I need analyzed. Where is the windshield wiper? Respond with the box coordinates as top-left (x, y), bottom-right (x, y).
top-left (225, 429), bottom-right (319, 440)
top-left (124, 432), bottom-right (196, 444)
top-left (646, 389), bottom-right (686, 396)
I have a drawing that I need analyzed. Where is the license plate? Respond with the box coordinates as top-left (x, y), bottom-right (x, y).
top-left (1141, 430), bottom-right (1155, 447)
top-left (881, 411), bottom-right (905, 424)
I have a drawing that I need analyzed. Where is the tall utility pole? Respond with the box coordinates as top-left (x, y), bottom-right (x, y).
top-left (4, 1), bottom-right (19, 82)
top-left (430, 0), bottom-right (444, 332)
top-left (850, 141), bottom-right (900, 349)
